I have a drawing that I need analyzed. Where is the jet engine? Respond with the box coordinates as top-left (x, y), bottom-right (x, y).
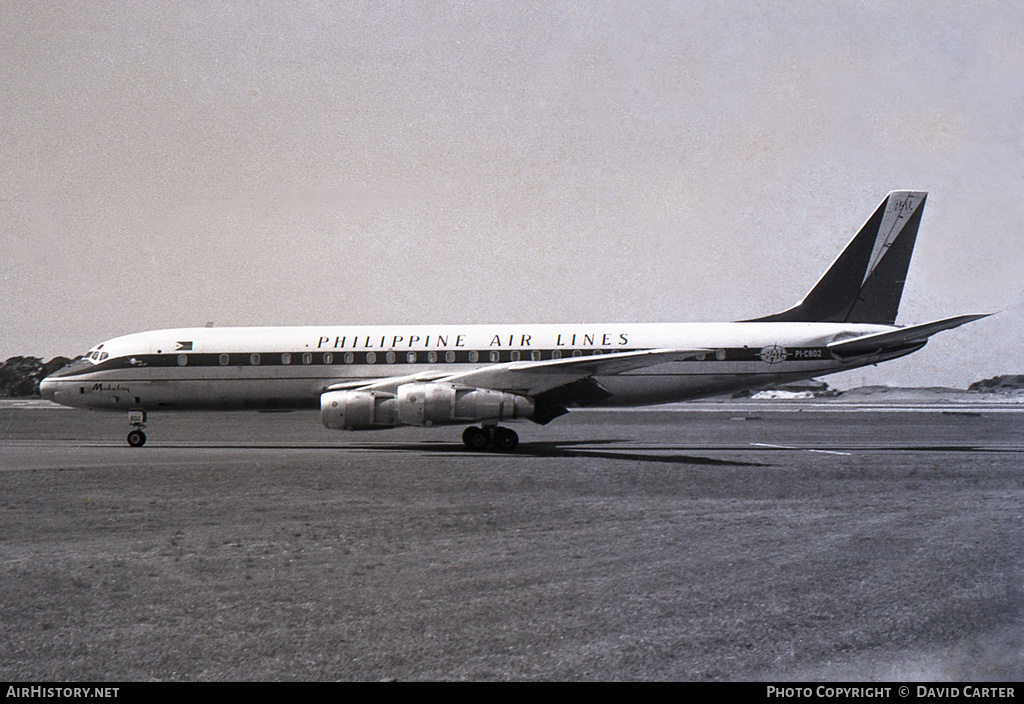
top-left (320, 389), bottom-right (397, 429)
top-left (321, 383), bottom-right (534, 430)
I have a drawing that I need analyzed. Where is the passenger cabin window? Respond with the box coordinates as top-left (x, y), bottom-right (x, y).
top-left (343, 352), bottom-right (354, 364)
top-left (177, 354), bottom-right (188, 366)
top-left (323, 353), bottom-right (333, 364)
top-left (428, 351), bottom-right (437, 363)
top-left (281, 353), bottom-right (291, 365)
top-left (302, 353), bottom-right (312, 364)
top-left (250, 353), bottom-right (260, 365)
top-left (445, 351), bottom-right (455, 363)
top-left (406, 352), bottom-right (417, 363)
top-left (531, 350), bottom-right (541, 361)
top-left (385, 352), bottom-right (395, 364)
top-left (219, 354), bottom-right (230, 366)
top-left (468, 351), bottom-right (479, 363)
top-left (510, 350), bottom-right (520, 362)
top-left (366, 352), bottom-right (376, 364)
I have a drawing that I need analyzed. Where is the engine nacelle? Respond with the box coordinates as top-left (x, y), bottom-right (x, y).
top-left (320, 383), bottom-right (534, 430)
top-left (396, 383), bottom-right (534, 427)
top-left (320, 389), bottom-right (397, 430)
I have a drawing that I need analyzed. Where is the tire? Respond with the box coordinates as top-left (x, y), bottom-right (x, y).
top-left (462, 427), bottom-right (489, 451)
top-left (127, 429), bottom-right (147, 447)
top-left (492, 427), bottom-right (519, 451)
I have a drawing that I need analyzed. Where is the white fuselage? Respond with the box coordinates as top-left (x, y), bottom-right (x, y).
top-left (40, 322), bottom-right (915, 414)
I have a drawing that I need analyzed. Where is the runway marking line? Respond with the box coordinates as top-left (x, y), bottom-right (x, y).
top-left (751, 442), bottom-right (851, 456)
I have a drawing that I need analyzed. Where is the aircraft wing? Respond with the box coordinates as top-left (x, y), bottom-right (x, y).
top-left (323, 348), bottom-right (710, 420)
top-left (827, 314), bottom-right (990, 357)
top-left (323, 370), bottom-right (450, 394)
top-left (439, 347), bottom-right (712, 424)
top-left (437, 347), bottom-right (711, 395)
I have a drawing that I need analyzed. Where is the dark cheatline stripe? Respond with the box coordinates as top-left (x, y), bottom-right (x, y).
top-left (50, 347), bottom-right (835, 377)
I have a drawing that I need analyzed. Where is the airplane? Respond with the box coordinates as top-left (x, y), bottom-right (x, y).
top-left (40, 191), bottom-right (988, 450)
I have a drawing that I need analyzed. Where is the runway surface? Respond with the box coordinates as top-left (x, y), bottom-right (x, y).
top-left (1, 402), bottom-right (1022, 680)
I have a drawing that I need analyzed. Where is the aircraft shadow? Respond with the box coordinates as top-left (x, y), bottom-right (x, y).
top-left (343, 439), bottom-right (767, 467)
top-left (119, 439), bottom-right (767, 466)
top-left (520, 443), bottom-right (766, 467)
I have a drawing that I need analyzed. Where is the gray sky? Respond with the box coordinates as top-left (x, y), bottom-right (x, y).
top-left (2, 0), bottom-right (1022, 388)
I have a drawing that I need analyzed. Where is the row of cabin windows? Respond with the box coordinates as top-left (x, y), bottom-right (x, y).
top-left (174, 348), bottom-right (605, 367)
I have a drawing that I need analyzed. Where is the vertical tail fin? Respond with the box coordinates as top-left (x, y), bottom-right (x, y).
top-left (749, 191), bottom-right (927, 325)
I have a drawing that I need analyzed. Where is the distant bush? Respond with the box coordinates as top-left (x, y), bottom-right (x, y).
top-left (0, 357), bottom-right (72, 397)
top-left (968, 375), bottom-right (1024, 393)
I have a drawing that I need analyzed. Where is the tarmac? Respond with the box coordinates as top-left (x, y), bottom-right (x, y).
top-left (1, 400), bottom-right (1022, 680)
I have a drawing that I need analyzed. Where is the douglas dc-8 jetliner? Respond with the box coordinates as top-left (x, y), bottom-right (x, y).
top-left (41, 191), bottom-right (987, 450)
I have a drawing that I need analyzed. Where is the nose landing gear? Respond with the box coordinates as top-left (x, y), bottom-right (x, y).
top-left (127, 410), bottom-right (147, 447)
top-left (462, 425), bottom-right (519, 452)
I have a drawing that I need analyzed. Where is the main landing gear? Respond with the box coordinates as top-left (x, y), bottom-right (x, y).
top-left (127, 410), bottom-right (147, 447)
top-left (462, 425), bottom-right (519, 452)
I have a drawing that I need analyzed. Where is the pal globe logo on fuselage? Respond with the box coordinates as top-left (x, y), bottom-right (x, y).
top-left (759, 345), bottom-right (788, 365)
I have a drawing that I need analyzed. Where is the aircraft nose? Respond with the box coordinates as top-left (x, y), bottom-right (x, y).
top-left (39, 377), bottom-right (56, 402)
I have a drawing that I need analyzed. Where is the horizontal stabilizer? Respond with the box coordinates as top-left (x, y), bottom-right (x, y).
top-left (827, 314), bottom-right (990, 357)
